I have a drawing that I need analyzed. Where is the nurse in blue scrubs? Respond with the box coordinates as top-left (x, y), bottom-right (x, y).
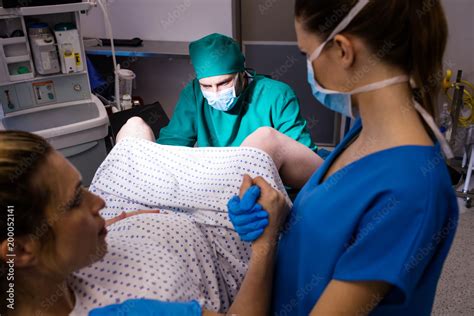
top-left (90, 0), bottom-right (459, 315)
top-left (228, 0), bottom-right (459, 315)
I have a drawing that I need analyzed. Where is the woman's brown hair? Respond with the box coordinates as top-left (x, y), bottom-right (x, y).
top-left (295, 0), bottom-right (448, 117)
top-left (0, 131), bottom-right (53, 314)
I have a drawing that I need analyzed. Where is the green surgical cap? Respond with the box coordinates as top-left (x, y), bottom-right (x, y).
top-left (189, 33), bottom-right (245, 80)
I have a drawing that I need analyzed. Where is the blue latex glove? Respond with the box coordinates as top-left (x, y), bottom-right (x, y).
top-left (227, 185), bottom-right (269, 242)
top-left (89, 299), bottom-right (201, 316)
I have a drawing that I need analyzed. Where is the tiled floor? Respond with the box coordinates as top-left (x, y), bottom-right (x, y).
top-left (432, 200), bottom-right (474, 315)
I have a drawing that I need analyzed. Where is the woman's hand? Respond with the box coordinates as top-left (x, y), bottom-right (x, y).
top-left (105, 209), bottom-right (161, 226)
top-left (228, 175), bottom-right (290, 244)
top-left (248, 176), bottom-right (290, 244)
top-left (225, 176), bottom-right (290, 316)
top-left (228, 185), bottom-right (269, 241)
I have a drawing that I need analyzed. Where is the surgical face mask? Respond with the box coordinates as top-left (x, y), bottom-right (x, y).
top-left (306, 0), bottom-right (453, 158)
top-left (306, 0), bottom-right (408, 118)
top-left (307, 60), bottom-right (409, 118)
top-left (202, 74), bottom-right (240, 112)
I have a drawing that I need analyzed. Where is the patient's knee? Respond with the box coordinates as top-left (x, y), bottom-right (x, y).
top-left (126, 116), bottom-right (147, 126)
top-left (242, 127), bottom-right (280, 157)
top-left (255, 126), bottom-right (278, 139)
top-left (248, 127), bottom-right (279, 145)
top-left (116, 116), bottom-right (155, 143)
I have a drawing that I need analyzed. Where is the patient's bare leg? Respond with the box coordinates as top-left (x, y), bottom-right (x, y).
top-left (116, 117), bottom-right (155, 143)
top-left (241, 127), bottom-right (324, 188)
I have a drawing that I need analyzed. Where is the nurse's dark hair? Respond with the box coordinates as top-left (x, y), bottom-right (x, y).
top-left (0, 131), bottom-right (53, 314)
top-left (295, 0), bottom-right (448, 116)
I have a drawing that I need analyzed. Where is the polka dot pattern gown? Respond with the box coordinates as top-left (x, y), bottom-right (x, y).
top-left (68, 138), bottom-right (290, 315)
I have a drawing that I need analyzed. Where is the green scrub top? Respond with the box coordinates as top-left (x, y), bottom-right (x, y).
top-left (157, 74), bottom-right (317, 151)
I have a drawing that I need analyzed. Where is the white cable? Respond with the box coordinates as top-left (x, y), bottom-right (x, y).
top-left (414, 100), bottom-right (454, 159)
top-left (97, 0), bottom-right (121, 110)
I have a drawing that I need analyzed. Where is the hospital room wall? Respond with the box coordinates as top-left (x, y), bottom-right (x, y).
top-left (124, 56), bottom-right (195, 119)
top-left (239, 0), bottom-right (474, 108)
top-left (442, 0), bottom-right (474, 83)
top-left (81, 0), bottom-right (237, 41)
top-left (241, 0), bottom-right (342, 145)
top-left (241, 0), bottom-right (473, 83)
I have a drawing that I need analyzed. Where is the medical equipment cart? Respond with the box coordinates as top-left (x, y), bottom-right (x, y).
top-left (0, 2), bottom-right (109, 185)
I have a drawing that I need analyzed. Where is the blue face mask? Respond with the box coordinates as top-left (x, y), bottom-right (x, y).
top-left (307, 59), bottom-right (410, 118)
top-left (202, 74), bottom-right (240, 112)
top-left (306, 60), bottom-right (356, 117)
top-left (306, 0), bottom-right (408, 118)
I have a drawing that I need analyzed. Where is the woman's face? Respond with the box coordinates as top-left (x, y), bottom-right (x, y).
top-left (295, 18), bottom-right (352, 92)
top-left (39, 151), bottom-right (107, 275)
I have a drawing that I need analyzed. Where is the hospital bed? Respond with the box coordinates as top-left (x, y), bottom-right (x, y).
top-left (69, 137), bottom-right (291, 314)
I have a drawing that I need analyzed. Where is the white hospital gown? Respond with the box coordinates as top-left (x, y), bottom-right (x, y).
top-left (68, 138), bottom-right (289, 315)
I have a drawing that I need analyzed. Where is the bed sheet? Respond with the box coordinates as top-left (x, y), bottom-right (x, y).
top-left (69, 138), bottom-right (289, 314)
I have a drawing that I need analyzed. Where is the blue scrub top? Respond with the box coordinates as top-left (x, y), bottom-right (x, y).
top-left (272, 118), bottom-right (459, 315)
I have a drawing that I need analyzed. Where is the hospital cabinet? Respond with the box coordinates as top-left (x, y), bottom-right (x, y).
top-left (0, 2), bottom-right (109, 185)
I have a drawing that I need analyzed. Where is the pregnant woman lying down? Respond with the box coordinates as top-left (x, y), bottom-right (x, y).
top-left (0, 128), bottom-right (321, 315)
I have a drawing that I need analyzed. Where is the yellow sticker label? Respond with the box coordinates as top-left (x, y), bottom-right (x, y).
top-left (75, 53), bottom-right (81, 66)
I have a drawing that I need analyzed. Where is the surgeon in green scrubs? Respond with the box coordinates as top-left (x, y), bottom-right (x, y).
top-left (156, 33), bottom-right (317, 151)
